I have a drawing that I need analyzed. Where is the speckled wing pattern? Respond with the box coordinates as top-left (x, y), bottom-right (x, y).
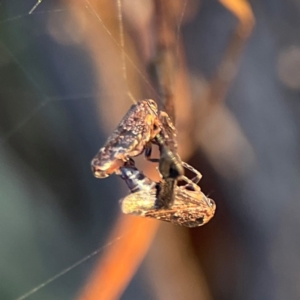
top-left (120, 184), bottom-right (216, 228)
top-left (93, 100), bottom-right (159, 166)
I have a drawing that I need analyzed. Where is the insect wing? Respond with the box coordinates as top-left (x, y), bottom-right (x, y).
top-left (91, 100), bottom-right (159, 176)
top-left (102, 101), bottom-right (153, 155)
top-left (120, 186), bottom-right (216, 228)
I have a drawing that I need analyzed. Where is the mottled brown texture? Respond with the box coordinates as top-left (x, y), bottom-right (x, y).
top-left (118, 164), bottom-right (215, 228)
top-left (91, 99), bottom-right (161, 178)
top-left (91, 98), bottom-right (185, 184)
top-left (120, 180), bottom-right (215, 228)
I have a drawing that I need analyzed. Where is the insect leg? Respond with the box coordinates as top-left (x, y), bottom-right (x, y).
top-left (178, 162), bottom-right (202, 192)
top-left (179, 176), bottom-right (201, 192)
top-left (181, 161), bottom-right (202, 184)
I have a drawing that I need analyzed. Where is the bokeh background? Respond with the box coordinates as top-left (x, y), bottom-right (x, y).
top-left (1, 0), bottom-right (300, 299)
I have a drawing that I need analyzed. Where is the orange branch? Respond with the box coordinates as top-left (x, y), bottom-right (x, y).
top-left (77, 214), bottom-right (159, 300)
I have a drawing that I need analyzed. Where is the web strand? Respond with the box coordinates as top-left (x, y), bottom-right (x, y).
top-left (84, 0), bottom-right (160, 102)
top-left (175, 0), bottom-right (189, 60)
top-left (116, 0), bottom-right (136, 103)
top-left (14, 237), bottom-right (122, 300)
top-left (0, 1), bottom-right (160, 146)
top-left (29, 0), bottom-right (43, 14)
top-left (0, 93), bottom-right (98, 146)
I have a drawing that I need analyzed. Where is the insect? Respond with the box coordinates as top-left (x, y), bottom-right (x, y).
top-left (151, 140), bottom-right (203, 209)
top-left (91, 99), bottom-right (173, 177)
top-left (91, 99), bottom-right (191, 184)
top-left (117, 163), bottom-right (215, 228)
top-left (91, 98), bottom-right (203, 208)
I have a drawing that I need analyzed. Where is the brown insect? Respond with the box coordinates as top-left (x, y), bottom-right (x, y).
top-left (151, 146), bottom-right (203, 209)
top-left (117, 164), bottom-right (215, 228)
top-left (91, 98), bottom-right (203, 209)
top-left (91, 99), bottom-right (184, 180)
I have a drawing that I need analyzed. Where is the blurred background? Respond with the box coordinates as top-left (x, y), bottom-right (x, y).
top-left (1, 0), bottom-right (300, 299)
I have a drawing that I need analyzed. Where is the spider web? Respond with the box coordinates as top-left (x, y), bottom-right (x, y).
top-left (0, 1), bottom-right (189, 299)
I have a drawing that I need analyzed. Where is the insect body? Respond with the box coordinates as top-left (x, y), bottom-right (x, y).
top-left (117, 164), bottom-right (215, 228)
top-left (91, 99), bottom-right (185, 180)
top-left (91, 99), bottom-right (161, 178)
top-left (91, 98), bottom-right (204, 211)
top-left (151, 132), bottom-right (203, 208)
